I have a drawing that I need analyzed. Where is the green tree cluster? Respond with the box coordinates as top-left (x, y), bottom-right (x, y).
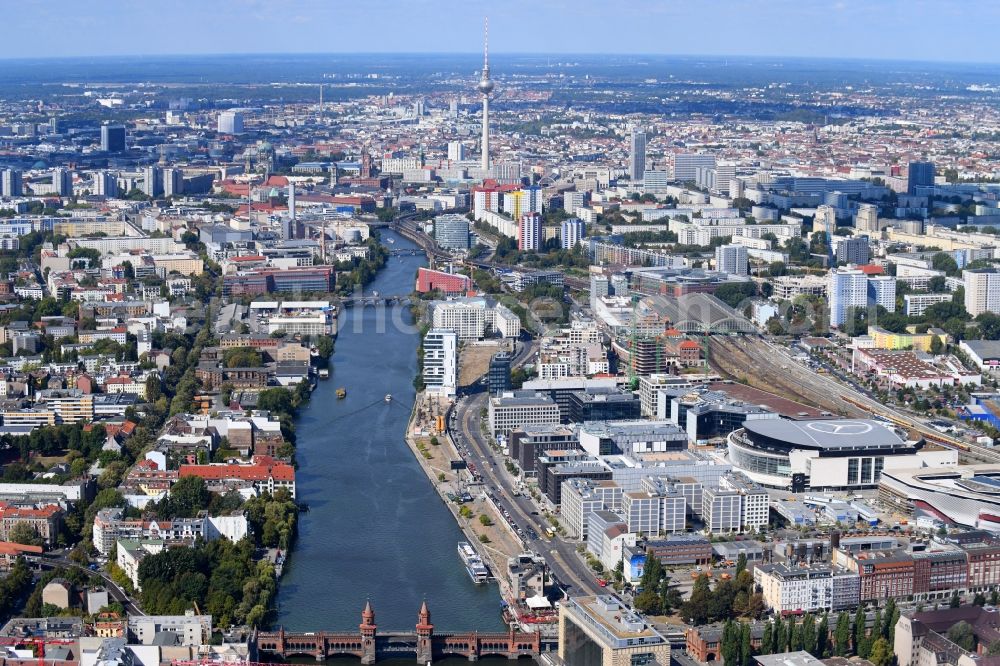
top-left (932, 252), bottom-right (961, 276)
top-left (759, 600), bottom-right (899, 662)
top-left (152, 476), bottom-right (210, 519)
top-left (334, 237), bottom-right (389, 293)
top-left (948, 621), bottom-right (976, 652)
top-left (0, 558), bottom-right (34, 622)
top-left (243, 490), bottom-right (297, 551)
top-left (223, 347), bottom-right (263, 368)
top-left (680, 571), bottom-right (764, 625)
top-left (314, 335), bottom-right (335, 360)
top-left (8, 522), bottom-right (43, 547)
top-left (67, 246), bottom-right (102, 266)
top-left (138, 538), bottom-right (276, 627)
top-left (0, 422), bottom-right (108, 463)
top-left (721, 619), bottom-right (753, 666)
top-left (256, 385), bottom-right (309, 445)
top-left (715, 282), bottom-right (759, 309)
top-left (633, 555), bottom-right (683, 616)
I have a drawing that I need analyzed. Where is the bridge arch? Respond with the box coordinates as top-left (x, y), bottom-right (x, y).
top-left (325, 651), bottom-right (362, 659)
top-left (434, 643), bottom-right (473, 659)
top-left (281, 651), bottom-right (321, 660)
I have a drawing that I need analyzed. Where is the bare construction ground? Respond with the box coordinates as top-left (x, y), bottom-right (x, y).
top-left (458, 340), bottom-right (511, 388)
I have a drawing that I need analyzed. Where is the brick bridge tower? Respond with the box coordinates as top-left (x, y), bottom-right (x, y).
top-left (415, 600), bottom-right (434, 663)
top-left (360, 600), bottom-right (376, 665)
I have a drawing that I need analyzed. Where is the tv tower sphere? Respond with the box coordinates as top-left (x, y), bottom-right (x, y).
top-left (478, 17), bottom-right (494, 96)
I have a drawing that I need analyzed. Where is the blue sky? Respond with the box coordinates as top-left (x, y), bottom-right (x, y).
top-left (2, 0), bottom-right (997, 63)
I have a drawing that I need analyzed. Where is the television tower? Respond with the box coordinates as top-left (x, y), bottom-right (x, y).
top-left (477, 18), bottom-right (495, 173)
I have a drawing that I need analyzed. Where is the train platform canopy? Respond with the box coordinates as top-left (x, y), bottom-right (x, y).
top-left (644, 293), bottom-right (756, 334)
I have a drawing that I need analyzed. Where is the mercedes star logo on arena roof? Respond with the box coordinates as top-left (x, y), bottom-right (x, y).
top-left (805, 421), bottom-right (873, 436)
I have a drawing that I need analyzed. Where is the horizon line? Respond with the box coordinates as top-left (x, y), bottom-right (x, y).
top-left (0, 50), bottom-right (997, 68)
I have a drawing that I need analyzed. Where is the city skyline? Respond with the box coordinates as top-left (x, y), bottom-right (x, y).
top-left (2, 0), bottom-right (999, 64)
top-left (2, 0), bottom-right (1000, 655)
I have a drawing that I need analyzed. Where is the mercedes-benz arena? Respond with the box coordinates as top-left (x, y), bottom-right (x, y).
top-left (727, 418), bottom-right (957, 490)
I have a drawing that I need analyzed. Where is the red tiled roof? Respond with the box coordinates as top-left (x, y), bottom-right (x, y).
top-left (220, 180), bottom-right (250, 196)
top-left (0, 541), bottom-right (43, 556)
top-left (179, 455), bottom-right (294, 482)
top-left (0, 502), bottom-right (60, 519)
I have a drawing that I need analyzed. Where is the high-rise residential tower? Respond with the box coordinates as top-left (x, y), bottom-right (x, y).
top-left (1, 169), bottom-right (22, 197)
top-left (217, 110), bottom-right (244, 135)
top-left (93, 171), bottom-right (118, 198)
top-left (715, 244), bottom-right (748, 277)
top-left (142, 166), bottom-right (162, 198)
top-left (673, 153), bottom-right (716, 182)
top-left (907, 161), bottom-right (935, 195)
top-left (423, 329), bottom-right (458, 397)
top-left (828, 268), bottom-right (868, 328)
top-left (560, 218), bottom-right (585, 250)
top-left (448, 141), bottom-right (466, 162)
top-left (518, 213), bottom-right (542, 252)
top-left (964, 268), bottom-right (1000, 317)
top-left (162, 168), bottom-right (183, 198)
top-left (629, 126), bottom-right (646, 182)
top-left (855, 203), bottom-right (879, 233)
top-left (53, 168), bottom-right (73, 196)
top-left (100, 125), bottom-right (126, 153)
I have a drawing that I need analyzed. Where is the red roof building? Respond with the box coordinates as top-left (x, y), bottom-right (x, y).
top-left (0, 503), bottom-right (62, 547)
top-left (0, 541), bottom-right (43, 570)
top-left (416, 268), bottom-right (472, 296)
top-left (179, 455), bottom-right (296, 498)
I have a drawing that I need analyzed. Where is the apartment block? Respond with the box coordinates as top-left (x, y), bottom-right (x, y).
top-left (754, 564), bottom-right (860, 613)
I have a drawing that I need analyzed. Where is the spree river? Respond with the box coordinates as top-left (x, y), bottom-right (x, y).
top-left (275, 229), bottom-right (506, 642)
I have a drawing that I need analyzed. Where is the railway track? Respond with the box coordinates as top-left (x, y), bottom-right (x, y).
top-left (708, 336), bottom-right (863, 417)
top-left (753, 340), bottom-right (1000, 462)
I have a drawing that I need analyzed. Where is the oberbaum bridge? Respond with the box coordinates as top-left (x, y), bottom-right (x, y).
top-left (254, 600), bottom-right (546, 663)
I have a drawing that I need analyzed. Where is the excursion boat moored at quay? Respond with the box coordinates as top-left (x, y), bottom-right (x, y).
top-left (458, 541), bottom-right (489, 584)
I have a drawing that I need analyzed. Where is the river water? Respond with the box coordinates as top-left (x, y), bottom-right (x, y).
top-left (275, 229), bottom-right (506, 644)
